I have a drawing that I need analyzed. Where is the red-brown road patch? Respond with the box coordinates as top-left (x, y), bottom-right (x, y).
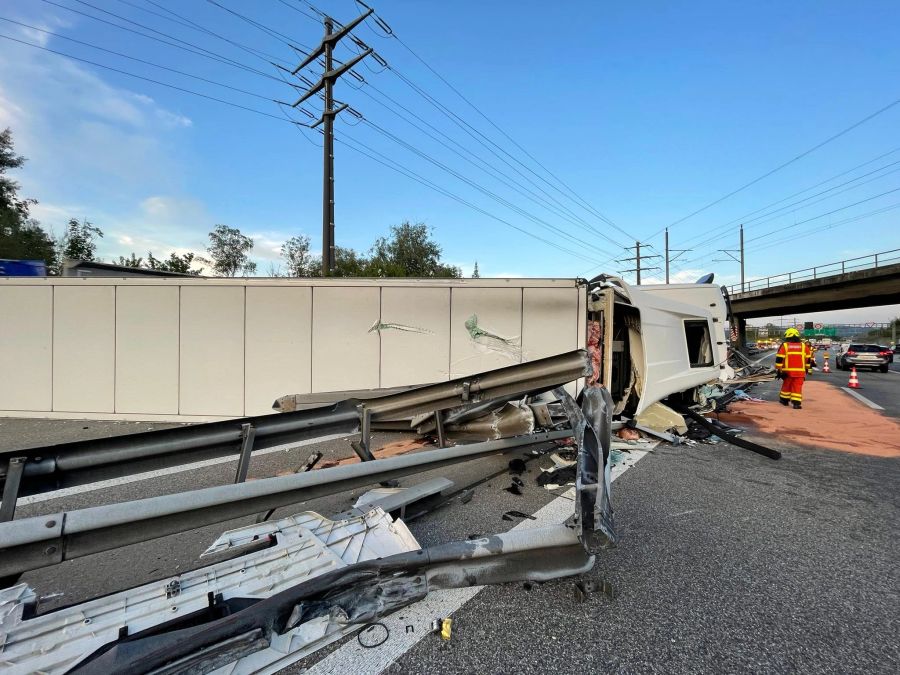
top-left (718, 380), bottom-right (900, 457)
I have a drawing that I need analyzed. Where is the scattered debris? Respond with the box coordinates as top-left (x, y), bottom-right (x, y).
top-left (358, 623), bottom-right (390, 648)
top-left (502, 510), bottom-right (537, 521)
top-left (573, 578), bottom-right (616, 603)
top-left (504, 482), bottom-right (524, 496)
top-left (508, 458), bottom-right (527, 474)
top-left (458, 488), bottom-right (475, 504)
top-left (616, 427), bottom-right (641, 441)
top-left (635, 401), bottom-right (688, 436)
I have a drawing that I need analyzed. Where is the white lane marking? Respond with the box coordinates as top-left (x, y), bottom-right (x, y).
top-left (306, 447), bottom-right (652, 675)
top-left (13, 434), bottom-right (349, 506)
top-left (840, 387), bottom-right (885, 411)
top-left (886, 369), bottom-right (900, 376)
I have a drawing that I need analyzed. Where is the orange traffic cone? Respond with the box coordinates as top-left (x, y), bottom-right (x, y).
top-left (848, 367), bottom-right (860, 389)
top-left (823, 358), bottom-right (830, 374)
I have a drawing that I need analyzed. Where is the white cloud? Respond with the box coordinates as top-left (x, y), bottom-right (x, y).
top-left (0, 21), bottom-right (195, 208)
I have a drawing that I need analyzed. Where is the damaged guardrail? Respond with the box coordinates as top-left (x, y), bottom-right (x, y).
top-left (0, 355), bottom-right (616, 674)
top-left (0, 350), bottom-right (591, 519)
top-left (0, 430), bottom-right (573, 579)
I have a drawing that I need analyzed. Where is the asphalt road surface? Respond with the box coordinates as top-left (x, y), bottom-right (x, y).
top-left (2, 369), bottom-right (898, 674)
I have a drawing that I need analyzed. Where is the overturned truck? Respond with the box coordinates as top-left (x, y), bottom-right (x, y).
top-left (0, 276), bottom-right (735, 673)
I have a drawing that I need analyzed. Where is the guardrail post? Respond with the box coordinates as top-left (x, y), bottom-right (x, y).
top-left (0, 458), bottom-right (27, 522)
top-left (350, 407), bottom-right (376, 462)
top-left (233, 424), bottom-right (256, 484)
top-left (813, 267), bottom-right (816, 279)
top-left (435, 409), bottom-right (447, 449)
top-left (788, 272), bottom-right (791, 284)
top-left (841, 261), bottom-right (845, 274)
top-left (875, 253), bottom-right (879, 267)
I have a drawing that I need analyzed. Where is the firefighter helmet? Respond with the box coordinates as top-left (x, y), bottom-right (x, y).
top-left (784, 327), bottom-right (800, 339)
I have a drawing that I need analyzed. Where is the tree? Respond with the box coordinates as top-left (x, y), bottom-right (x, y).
top-left (0, 127), bottom-right (57, 269)
top-left (147, 251), bottom-right (205, 275)
top-left (58, 218), bottom-right (103, 269)
top-left (281, 234), bottom-right (318, 277)
top-left (472, 261), bottom-right (480, 278)
top-left (207, 224), bottom-right (256, 276)
top-left (116, 253), bottom-right (144, 268)
top-left (366, 221), bottom-right (461, 278)
top-left (331, 246), bottom-right (369, 277)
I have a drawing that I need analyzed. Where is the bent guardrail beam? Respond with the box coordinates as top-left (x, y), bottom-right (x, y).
top-left (0, 430), bottom-right (573, 578)
top-left (0, 350), bottom-right (591, 504)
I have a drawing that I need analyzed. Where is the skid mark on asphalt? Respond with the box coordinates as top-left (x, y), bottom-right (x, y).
top-left (306, 448), bottom-right (651, 675)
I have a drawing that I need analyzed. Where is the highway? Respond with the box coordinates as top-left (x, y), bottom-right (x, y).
top-left (1, 366), bottom-right (899, 674)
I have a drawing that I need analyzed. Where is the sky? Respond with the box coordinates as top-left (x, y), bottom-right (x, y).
top-left (0, 0), bottom-right (898, 324)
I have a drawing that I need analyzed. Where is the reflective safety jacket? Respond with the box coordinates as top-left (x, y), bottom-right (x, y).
top-left (775, 340), bottom-right (813, 375)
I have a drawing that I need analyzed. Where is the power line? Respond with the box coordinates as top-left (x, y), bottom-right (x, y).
top-left (672, 189), bottom-right (900, 271)
top-left (745, 200), bottom-right (900, 255)
top-left (675, 148), bottom-right (900, 251)
top-left (0, 17), bottom-right (281, 103)
top-left (0, 32), bottom-right (307, 126)
top-left (38, 0), bottom-right (293, 86)
top-left (121, 0), bottom-right (291, 65)
top-left (386, 65), bottom-right (629, 249)
top-left (204, 0), bottom-right (309, 51)
top-left (192, 1), bottom-right (627, 253)
top-left (332, 132), bottom-right (600, 264)
top-left (360, 118), bottom-right (619, 258)
top-left (677, 159), bottom-right (900, 255)
top-left (744, 185), bottom-right (900, 244)
top-left (351, 80), bottom-right (617, 242)
top-left (647, 94), bottom-right (900, 240)
top-left (709, 145), bottom-right (900, 233)
top-left (357, 1), bottom-right (626, 237)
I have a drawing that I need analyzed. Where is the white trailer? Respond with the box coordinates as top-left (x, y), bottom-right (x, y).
top-left (0, 275), bottom-right (731, 420)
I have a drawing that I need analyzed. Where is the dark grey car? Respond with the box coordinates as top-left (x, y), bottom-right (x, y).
top-left (836, 344), bottom-right (891, 372)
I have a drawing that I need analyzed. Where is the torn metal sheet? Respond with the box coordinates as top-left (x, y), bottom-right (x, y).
top-left (443, 401), bottom-right (535, 442)
top-left (634, 401), bottom-right (688, 436)
top-left (68, 526), bottom-right (592, 675)
top-left (557, 385), bottom-right (617, 552)
top-left (0, 507), bottom-right (420, 675)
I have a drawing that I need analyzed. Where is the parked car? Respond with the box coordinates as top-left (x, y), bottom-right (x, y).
top-left (835, 344), bottom-right (891, 372)
top-left (878, 345), bottom-right (894, 363)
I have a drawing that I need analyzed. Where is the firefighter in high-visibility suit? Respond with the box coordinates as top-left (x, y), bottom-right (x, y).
top-left (774, 328), bottom-right (815, 409)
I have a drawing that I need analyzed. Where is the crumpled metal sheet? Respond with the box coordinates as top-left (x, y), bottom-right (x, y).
top-left (634, 401), bottom-right (688, 436)
top-left (444, 401), bottom-right (535, 441)
top-left (0, 507), bottom-right (420, 675)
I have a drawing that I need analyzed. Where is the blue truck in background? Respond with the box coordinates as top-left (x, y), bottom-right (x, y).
top-left (0, 259), bottom-right (47, 276)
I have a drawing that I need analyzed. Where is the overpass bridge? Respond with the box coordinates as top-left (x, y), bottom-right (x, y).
top-left (727, 249), bottom-right (900, 343)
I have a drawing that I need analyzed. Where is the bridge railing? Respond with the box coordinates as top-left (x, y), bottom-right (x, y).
top-left (727, 248), bottom-right (900, 295)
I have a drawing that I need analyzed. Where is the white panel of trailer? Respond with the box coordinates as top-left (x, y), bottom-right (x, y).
top-left (449, 287), bottom-right (523, 378)
top-left (379, 287), bottom-right (451, 388)
top-left (115, 286), bottom-right (179, 415)
top-left (311, 286), bottom-right (381, 391)
top-left (53, 286), bottom-right (115, 413)
top-left (0, 286), bottom-right (52, 411)
top-left (244, 286), bottom-right (313, 416)
top-left (179, 286), bottom-right (245, 417)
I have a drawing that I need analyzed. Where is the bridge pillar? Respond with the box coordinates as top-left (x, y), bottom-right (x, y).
top-left (735, 315), bottom-right (748, 352)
